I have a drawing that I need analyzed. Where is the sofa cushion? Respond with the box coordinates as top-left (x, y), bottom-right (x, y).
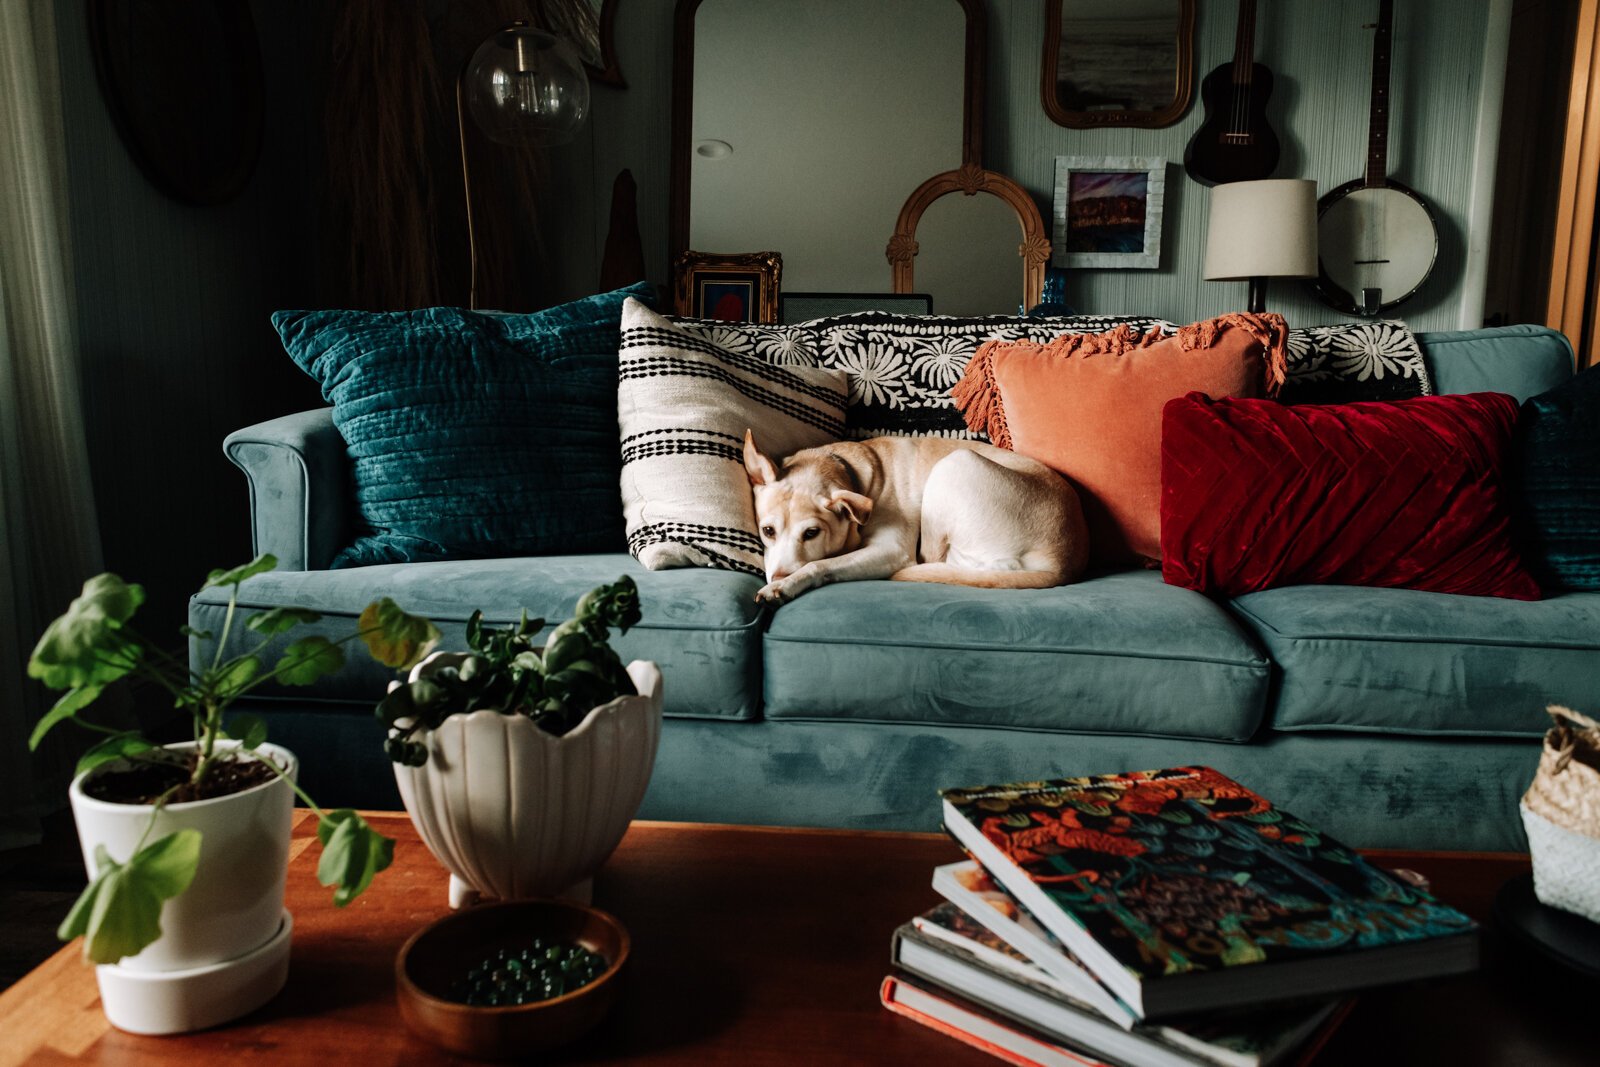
top-left (1161, 392), bottom-right (1541, 600)
top-left (762, 569), bottom-right (1271, 742)
top-left (1418, 325), bottom-right (1573, 400)
top-left (953, 314), bottom-right (1288, 563)
top-left (1280, 320), bottom-right (1431, 405)
top-left (1515, 364), bottom-right (1600, 591)
top-left (274, 283), bottom-right (656, 568)
top-left (188, 554), bottom-right (764, 721)
top-left (618, 299), bottom-right (849, 576)
top-left (1230, 584), bottom-right (1600, 736)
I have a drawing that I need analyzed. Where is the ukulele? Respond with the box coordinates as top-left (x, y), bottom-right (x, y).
top-left (1313, 0), bottom-right (1438, 316)
top-left (1183, 0), bottom-right (1279, 187)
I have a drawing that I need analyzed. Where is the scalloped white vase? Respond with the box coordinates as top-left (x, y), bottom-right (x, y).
top-left (392, 658), bottom-right (662, 907)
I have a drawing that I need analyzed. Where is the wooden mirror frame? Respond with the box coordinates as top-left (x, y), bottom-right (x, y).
top-left (1041, 0), bottom-right (1195, 130)
top-left (885, 164), bottom-right (1051, 312)
top-left (669, 0), bottom-right (987, 260)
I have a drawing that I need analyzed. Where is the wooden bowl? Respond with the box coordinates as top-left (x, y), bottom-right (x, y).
top-left (395, 899), bottom-right (629, 1060)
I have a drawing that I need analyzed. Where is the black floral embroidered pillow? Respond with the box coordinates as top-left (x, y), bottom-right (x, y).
top-left (801, 312), bottom-right (1175, 438)
top-left (1280, 320), bottom-right (1432, 404)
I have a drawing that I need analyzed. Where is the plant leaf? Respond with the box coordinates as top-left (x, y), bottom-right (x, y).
top-left (27, 574), bottom-right (144, 690)
top-left (68, 831), bottom-right (201, 964)
top-left (74, 730), bottom-right (155, 776)
top-left (245, 606), bottom-right (321, 634)
top-left (316, 810), bottom-right (394, 906)
top-left (57, 862), bottom-right (111, 943)
top-left (275, 636), bottom-right (345, 685)
top-left (204, 554), bottom-right (277, 589)
top-left (128, 828), bottom-right (202, 899)
top-left (211, 655), bottom-right (261, 698)
top-left (358, 598), bottom-right (440, 671)
top-left (179, 624), bottom-right (214, 641)
top-left (223, 712), bottom-right (268, 750)
top-left (28, 685), bottom-right (104, 751)
top-left (542, 629), bottom-right (589, 674)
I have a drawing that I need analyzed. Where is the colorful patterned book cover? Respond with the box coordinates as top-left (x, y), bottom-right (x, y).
top-left (940, 767), bottom-right (1478, 989)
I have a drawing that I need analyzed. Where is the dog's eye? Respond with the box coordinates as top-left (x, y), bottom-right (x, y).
top-left (760, 526), bottom-right (775, 539)
top-left (802, 527), bottom-right (821, 541)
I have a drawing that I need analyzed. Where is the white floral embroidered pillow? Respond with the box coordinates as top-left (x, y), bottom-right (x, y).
top-left (1280, 320), bottom-right (1432, 404)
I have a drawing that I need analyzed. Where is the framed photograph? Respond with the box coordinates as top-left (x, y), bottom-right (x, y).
top-left (1052, 156), bottom-right (1166, 269)
top-left (672, 251), bottom-right (783, 323)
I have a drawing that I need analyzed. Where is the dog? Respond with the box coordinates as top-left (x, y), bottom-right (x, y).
top-left (744, 430), bottom-right (1089, 603)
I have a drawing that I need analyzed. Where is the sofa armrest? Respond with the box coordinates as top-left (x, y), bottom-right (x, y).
top-left (224, 408), bottom-right (352, 571)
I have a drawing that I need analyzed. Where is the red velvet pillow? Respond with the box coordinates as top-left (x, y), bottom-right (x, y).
top-left (1160, 391), bottom-right (1541, 600)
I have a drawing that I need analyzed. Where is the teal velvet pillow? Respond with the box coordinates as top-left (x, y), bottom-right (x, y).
top-left (274, 282), bottom-right (655, 568)
top-left (1517, 363), bottom-right (1600, 590)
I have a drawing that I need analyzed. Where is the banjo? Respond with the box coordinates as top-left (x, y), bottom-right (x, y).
top-left (1314, 0), bottom-right (1438, 316)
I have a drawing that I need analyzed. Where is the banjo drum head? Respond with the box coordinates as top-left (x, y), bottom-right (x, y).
top-left (1317, 186), bottom-right (1437, 313)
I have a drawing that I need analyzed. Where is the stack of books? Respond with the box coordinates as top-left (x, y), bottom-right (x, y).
top-left (883, 766), bottom-right (1481, 1067)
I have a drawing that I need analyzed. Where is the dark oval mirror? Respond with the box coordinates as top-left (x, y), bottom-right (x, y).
top-left (1042, 0), bottom-right (1194, 129)
top-left (88, 0), bottom-right (264, 207)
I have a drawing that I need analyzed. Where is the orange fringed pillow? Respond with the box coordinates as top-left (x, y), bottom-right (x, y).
top-left (952, 314), bottom-right (1288, 563)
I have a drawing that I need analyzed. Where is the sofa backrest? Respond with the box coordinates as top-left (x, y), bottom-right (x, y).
top-left (1417, 324), bottom-right (1574, 400)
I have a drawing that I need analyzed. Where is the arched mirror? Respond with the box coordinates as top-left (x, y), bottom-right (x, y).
top-left (1042, 0), bottom-right (1194, 129)
top-left (887, 166), bottom-right (1051, 314)
top-left (670, 0), bottom-right (985, 292)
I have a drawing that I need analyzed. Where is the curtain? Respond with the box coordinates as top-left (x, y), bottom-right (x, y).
top-left (0, 0), bottom-right (104, 849)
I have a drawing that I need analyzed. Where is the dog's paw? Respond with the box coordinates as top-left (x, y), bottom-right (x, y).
top-left (755, 576), bottom-right (805, 604)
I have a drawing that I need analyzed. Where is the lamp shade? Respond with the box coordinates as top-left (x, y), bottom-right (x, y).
top-left (1203, 179), bottom-right (1318, 280)
top-left (463, 24), bottom-right (590, 147)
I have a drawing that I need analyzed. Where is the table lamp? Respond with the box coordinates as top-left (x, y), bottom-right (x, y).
top-left (1202, 178), bottom-right (1317, 314)
top-left (458, 21), bottom-right (590, 308)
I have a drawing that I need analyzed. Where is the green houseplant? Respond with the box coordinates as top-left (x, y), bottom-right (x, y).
top-left (378, 577), bottom-right (664, 906)
top-left (27, 553), bottom-right (438, 1031)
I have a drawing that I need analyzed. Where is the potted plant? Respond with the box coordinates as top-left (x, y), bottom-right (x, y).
top-left (27, 554), bottom-right (439, 1034)
top-left (377, 576), bottom-right (663, 907)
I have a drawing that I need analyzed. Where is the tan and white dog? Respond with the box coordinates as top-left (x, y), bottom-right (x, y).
top-left (744, 431), bottom-right (1089, 603)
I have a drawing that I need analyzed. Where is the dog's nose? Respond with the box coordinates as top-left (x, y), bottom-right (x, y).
top-left (769, 569), bottom-right (791, 582)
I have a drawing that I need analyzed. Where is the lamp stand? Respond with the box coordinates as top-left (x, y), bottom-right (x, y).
top-left (1247, 277), bottom-right (1268, 314)
top-left (455, 71), bottom-right (480, 311)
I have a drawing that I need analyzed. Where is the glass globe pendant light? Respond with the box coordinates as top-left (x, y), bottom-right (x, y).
top-left (457, 20), bottom-right (591, 307)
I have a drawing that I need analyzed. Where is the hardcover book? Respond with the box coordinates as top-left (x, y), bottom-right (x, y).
top-left (940, 766), bottom-right (1479, 1020)
top-left (890, 921), bottom-right (1349, 1067)
top-left (931, 861), bottom-right (1136, 1029)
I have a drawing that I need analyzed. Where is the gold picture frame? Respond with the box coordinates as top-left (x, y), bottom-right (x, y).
top-left (672, 250), bottom-right (783, 323)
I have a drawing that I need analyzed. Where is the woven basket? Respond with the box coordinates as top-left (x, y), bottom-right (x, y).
top-left (1521, 705), bottom-right (1600, 923)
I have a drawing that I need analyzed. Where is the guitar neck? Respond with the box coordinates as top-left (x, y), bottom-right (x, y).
top-left (1231, 0), bottom-right (1258, 82)
top-left (1366, 0), bottom-right (1394, 187)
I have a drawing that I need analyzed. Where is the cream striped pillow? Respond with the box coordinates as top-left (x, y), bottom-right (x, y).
top-left (617, 298), bottom-right (849, 575)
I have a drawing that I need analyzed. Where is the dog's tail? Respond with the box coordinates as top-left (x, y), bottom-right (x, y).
top-left (890, 564), bottom-right (1065, 589)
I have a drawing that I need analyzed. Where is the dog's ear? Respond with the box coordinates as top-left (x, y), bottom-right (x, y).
top-left (828, 489), bottom-right (873, 528)
top-left (743, 429), bottom-right (778, 486)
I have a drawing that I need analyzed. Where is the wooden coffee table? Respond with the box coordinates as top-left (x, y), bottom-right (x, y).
top-left (0, 812), bottom-right (1588, 1065)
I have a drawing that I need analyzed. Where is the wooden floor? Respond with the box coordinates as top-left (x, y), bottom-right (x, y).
top-left (0, 810), bottom-right (85, 992)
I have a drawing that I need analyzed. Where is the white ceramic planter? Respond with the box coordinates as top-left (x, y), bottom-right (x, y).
top-left (392, 658), bottom-right (662, 905)
top-left (67, 740), bottom-right (297, 1033)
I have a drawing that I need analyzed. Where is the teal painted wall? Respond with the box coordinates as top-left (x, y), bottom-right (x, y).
top-left (546, 0), bottom-right (1500, 332)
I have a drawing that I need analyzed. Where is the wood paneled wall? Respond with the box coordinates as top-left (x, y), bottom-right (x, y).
top-left (544, 0), bottom-right (1507, 333)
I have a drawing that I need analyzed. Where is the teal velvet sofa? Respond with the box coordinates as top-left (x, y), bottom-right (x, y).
top-left (193, 324), bottom-right (1597, 852)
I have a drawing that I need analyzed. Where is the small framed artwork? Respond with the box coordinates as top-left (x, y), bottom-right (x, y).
top-left (672, 251), bottom-right (783, 323)
top-left (1052, 157), bottom-right (1166, 269)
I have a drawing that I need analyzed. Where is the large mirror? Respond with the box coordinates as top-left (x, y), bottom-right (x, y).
top-left (670, 0), bottom-right (984, 294)
top-left (1042, 0), bottom-right (1194, 129)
